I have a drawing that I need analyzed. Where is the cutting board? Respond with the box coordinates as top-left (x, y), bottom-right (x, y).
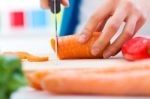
top-left (23, 58), bottom-right (150, 72)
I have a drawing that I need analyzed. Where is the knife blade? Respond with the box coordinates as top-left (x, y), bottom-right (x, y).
top-left (50, 0), bottom-right (61, 60)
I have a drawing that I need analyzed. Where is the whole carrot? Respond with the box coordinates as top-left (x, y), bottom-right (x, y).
top-left (51, 32), bottom-right (107, 59)
top-left (25, 59), bottom-right (150, 94)
top-left (42, 70), bottom-right (150, 96)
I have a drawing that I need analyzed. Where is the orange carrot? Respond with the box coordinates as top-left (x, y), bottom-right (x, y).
top-left (51, 32), bottom-right (108, 59)
top-left (51, 38), bottom-right (56, 52)
top-left (27, 55), bottom-right (49, 62)
top-left (25, 60), bottom-right (150, 95)
top-left (16, 52), bottom-right (30, 59)
top-left (42, 70), bottom-right (150, 96)
top-left (25, 71), bottom-right (49, 90)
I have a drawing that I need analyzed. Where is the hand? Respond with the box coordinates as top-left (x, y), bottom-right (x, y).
top-left (40, 0), bottom-right (69, 9)
top-left (79, 0), bottom-right (150, 58)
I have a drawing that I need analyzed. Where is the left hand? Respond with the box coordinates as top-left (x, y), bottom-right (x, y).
top-left (79, 0), bottom-right (150, 58)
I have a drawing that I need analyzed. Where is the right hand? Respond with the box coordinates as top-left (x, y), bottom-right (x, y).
top-left (40, 0), bottom-right (70, 9)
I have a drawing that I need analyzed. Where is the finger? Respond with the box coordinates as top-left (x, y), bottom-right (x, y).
top-left (61, 0), bottom-right (70, 7)
top-left (112, 15), bottom-right (146, 56)
top-left (95, 17), bottom-right (109, 32)
top-left (111, 15), bottom-right (147, 56)
top-left (91, 6), bottom-right (128, 56)
top-left (134, 16), bottom-right (146, 34)
top-left (79, 1), bottom-right (112, 43)
top-left (40, 0), bottom-right (69, 9)
top-left (40, 0), bottom-right (50, 9)
top-left (103, 15), bottom-right (138, 58)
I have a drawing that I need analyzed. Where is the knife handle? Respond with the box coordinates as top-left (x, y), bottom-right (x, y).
top-left (50, 0), bottom-right (61, 14)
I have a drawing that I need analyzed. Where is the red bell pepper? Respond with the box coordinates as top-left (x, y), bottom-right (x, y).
top-left (122, 37), bottom-right (150, 61)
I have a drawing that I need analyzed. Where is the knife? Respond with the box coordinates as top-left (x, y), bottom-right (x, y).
top-left (49, 0), bottom-right (61, 60)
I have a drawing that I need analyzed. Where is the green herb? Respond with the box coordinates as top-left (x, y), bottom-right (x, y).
top-left (0, 55), bottom-right (27, 99)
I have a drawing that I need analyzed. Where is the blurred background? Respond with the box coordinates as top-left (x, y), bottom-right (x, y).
top-left (0, 0), bottom-right (63, 38)
top-left (0, 0), bottom-right (64, 54)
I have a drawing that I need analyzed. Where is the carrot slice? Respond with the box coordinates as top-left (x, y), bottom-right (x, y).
top-left (27, 55), bottom-right (49, 62)
top-left (51, 32), bottom-right (108, 59)
top-left (16, 52), bottom-right (30, 59)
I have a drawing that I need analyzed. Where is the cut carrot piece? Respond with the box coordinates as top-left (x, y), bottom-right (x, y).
top-left (51, 32), bottom-right (107, 59)
top-left (27, 55), bottom-right (49, 62)
top-left (42, 70), bottom-right (150, 96)
top-left (51, 38), bottom-right (56, 52)
top-left (16, 52), bottom-right (30, 59)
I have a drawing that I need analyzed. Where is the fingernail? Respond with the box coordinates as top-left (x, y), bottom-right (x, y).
top-left (65, 0), bottom-right (70, 7)
top-left (91, 47), bottom-right (100, 56)
top-left (103, 51), bottom-right (112, 58)
top-left (79, 34), bottom-right (87, 43)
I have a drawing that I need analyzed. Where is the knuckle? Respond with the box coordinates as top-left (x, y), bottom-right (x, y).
top-left (125, 29), bottom-right (133, 37)
top-left (83, 27), bottom-right (92, 35)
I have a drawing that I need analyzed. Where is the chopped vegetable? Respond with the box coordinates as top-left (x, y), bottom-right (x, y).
top-left (27, 56), bottom-right (48, 62)
top-left (51, 32), bottom-right (107, 59)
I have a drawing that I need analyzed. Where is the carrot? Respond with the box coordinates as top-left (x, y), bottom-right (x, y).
top-left (27, 55), bottom-right (49, 62)
top-left (16, 52), bottom-right (30, 59)
top-left (42, 70), bottom-right (150, 96)
top-left (3, 51), bottom-right (49, 62)
top-left (51, 38), bottom-right (56, 52)
top-left (25, 71), bottom-right (49, 90)
top-left (51, 32), bottom-right (108, 59)
top-left (25, 59), bottom-right (150, 95)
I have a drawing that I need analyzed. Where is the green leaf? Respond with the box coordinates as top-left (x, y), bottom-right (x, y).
top-left (0, 55), bottom-right (25, 99)
top-left (8, 73), bottom-right (27, 92)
